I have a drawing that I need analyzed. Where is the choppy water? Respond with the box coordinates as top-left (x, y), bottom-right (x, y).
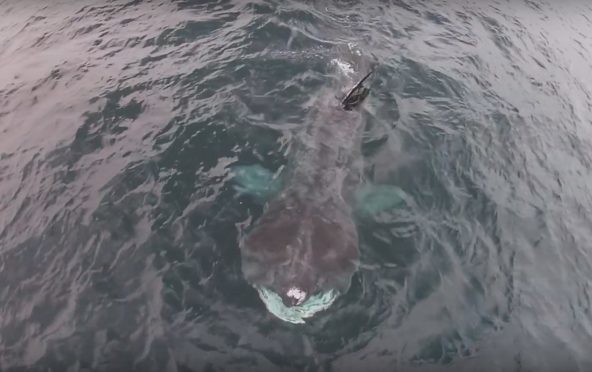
top-left (2, 0), bottom-right (592, 371)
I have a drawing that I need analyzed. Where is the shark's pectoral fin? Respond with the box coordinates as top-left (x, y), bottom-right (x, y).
top-left (353, 184), bottom-right (409, 218)
top-left (230, 164), bottom-right (282, 202)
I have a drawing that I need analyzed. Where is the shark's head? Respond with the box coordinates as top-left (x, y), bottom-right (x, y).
top-left (240, 192), bottom-right (359, 323)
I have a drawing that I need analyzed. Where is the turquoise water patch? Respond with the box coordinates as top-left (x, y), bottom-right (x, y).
top-left (255, 286), bottom-right (339, 324)
top-left (230, 164), bottom-right (283, 202)
top-left (354, 184), bottom-right (408, 218)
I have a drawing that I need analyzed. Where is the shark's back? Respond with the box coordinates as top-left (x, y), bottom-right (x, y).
top-left (239, 46), bottom-right (376, 319)
top-left (241, 189), bottom-right (359, 299)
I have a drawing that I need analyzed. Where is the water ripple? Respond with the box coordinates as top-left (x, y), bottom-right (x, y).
top-left (1, 0), bottom-right (592, 371)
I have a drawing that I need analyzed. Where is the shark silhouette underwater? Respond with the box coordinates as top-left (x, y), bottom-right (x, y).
top-left (230, 49), bottom-right (408, 324)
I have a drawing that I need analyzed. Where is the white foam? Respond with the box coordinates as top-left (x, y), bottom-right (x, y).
top-left (287, 286), bottom-right (307, 305)
top-left (331, 58), bottom-right (355, 76)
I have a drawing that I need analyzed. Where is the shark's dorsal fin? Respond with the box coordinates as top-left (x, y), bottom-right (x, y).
top-left (341, 67), bottom-right (375, 111)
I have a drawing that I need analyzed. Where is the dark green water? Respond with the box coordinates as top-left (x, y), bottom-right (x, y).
top-left (1, 0), bottom-right (592, 371)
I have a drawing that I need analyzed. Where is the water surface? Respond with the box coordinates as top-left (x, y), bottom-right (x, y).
top-left (1, 0), bottom-right (592, 371)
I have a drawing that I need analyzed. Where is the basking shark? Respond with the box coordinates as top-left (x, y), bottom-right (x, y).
top-left (232, 48), bottom-right (406, 323)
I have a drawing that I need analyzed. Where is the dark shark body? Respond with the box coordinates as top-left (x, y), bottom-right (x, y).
top-left (239, 55), bottom-right (375, 322)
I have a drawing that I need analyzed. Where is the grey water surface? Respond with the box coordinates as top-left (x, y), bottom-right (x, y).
top-left (1, 0), bottom-right (592, 371)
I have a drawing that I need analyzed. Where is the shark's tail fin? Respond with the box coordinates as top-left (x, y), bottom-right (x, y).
top-left (341, 67), bottom-right (375, 110)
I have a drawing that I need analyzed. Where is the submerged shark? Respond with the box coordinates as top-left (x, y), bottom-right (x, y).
top-left (232, 47), bottom-right (406, 323)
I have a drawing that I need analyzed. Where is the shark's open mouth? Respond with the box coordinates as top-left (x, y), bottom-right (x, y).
top-left (255, 286), bottom-right (339, 324)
